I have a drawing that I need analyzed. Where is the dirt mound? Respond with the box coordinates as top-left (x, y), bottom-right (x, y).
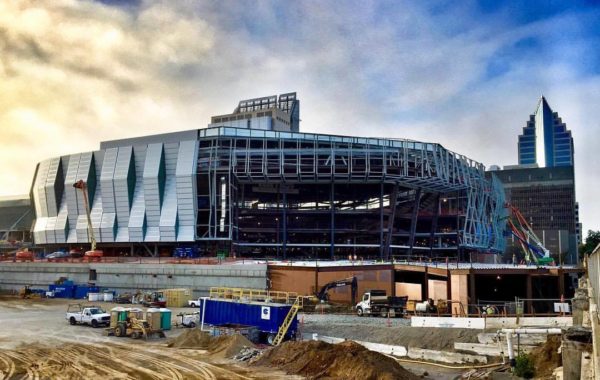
top-left (530, 335), bottom-right (562, 378)
top-left (208, 334), bottom-right (255, 358)
top-left (167, 329), bottom-right (213, 348)
top-left (168, 330), bottom-right (256, 358)
top-left (252, 340), bottom-right (418, 380)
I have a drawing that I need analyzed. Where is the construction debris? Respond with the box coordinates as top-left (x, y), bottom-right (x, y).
top-left (234, 346), bottom-right (262, 361)
top-left (167, 329), bottom-right (257, 359)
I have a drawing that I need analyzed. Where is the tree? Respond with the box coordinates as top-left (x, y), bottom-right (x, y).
top-left (579, 230), bottom-right (600, 258)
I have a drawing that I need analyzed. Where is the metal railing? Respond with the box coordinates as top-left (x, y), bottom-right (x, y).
top-left (209, 286), bottom-right (298, 304)
top-left (589, 248), bottom-right (600, 322)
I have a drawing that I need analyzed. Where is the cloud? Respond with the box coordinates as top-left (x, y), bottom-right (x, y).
top-left (0, 0), bottom-right (598, 231)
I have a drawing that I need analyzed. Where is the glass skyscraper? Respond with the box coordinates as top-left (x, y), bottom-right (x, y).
top-left (518, 96), bottom-right (574, 167)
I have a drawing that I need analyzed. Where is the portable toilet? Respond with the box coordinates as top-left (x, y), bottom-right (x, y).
top-left (146, 308), bottom-right (162, 330)
top-left (110, 307), bottom-right (126, 328)
top-left (159, 308), bottom-right (172, 330)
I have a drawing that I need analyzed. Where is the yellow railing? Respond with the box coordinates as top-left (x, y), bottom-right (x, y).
top-left (273, 296), bottom-right (301, 346)
top-left (209, 287), bottom-right (298, 304)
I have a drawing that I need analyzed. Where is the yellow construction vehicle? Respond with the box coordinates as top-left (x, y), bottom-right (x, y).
top-left (111, 317), bottom-right (166, 339)
top-left (19, 285), bottom-right (32, 299)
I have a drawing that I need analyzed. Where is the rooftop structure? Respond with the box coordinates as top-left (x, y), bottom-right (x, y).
top-left (209, 92), bottom-right (300, 132)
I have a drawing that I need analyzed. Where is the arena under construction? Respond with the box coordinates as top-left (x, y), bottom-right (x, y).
top-left (29, 92), bottom-right (506, 261)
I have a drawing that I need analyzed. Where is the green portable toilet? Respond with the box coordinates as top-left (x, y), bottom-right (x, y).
top-left (159, 308), bottom-right (172, 330)
top-left (110, 307), bottom-right (127, 328)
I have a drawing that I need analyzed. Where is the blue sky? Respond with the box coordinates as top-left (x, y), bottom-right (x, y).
top-left (0, 0), bottom-right (599, 232)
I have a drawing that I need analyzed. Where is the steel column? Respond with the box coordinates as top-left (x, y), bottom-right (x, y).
top-left (407, 188), bottom-right (422, 256)
top-left (384, 183), bottom-right (399, 260)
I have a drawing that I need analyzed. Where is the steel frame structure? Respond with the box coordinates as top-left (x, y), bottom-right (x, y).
top-left (196, 127), bottom-right (506, 259)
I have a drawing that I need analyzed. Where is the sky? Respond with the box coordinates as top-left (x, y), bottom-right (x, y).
top-left (0, 0), bottom-right (599, 232)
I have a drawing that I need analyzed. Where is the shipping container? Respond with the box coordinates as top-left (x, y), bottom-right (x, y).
top-left (49, 284), bottom-right (75, 298)
top-left (200, 299), bottom-right (298, 343)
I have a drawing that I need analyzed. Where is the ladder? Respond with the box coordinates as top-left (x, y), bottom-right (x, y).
top-left (272, 296), bottom-right (301, 346)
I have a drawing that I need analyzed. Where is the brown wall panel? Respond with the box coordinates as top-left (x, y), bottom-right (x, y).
top-left (268, 265), bottom-right (394, 304)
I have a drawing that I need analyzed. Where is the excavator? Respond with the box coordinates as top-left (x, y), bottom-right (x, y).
top-left (302, 276), bottom-right (358, 311)
top-left (73, 180), bottom-right (103, 261)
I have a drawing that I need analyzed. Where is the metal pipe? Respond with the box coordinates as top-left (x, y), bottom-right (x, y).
top-left (506, 332), bottom-right (515, 367)
top-left (501, 328), bottom-right (562, 368)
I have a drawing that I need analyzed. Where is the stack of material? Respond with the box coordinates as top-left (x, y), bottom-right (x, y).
top-left (160, 288), bottom-right (191, 308)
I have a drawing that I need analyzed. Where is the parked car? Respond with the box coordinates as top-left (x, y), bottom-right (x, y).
top-left (46, 251), bottom-right (70, 260)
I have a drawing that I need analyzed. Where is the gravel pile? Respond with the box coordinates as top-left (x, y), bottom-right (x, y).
top-left (300, 313), bottom-right (481, 351)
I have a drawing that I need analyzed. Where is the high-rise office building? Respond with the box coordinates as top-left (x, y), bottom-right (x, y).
top-left (491, 96), bottom-right (579, 264)
top-left (518, 96), bottom-right (574, 167)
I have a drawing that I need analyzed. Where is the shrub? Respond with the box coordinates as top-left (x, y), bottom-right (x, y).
top-left (514, 353), bottom-right (535, 378)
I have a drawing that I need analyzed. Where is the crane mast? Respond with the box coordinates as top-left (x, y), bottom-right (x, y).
top-left (73, 180), bottom-right (102, 258)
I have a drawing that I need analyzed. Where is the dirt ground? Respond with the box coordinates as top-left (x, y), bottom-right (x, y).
top-left (0, 296), bottom-right (296, 379)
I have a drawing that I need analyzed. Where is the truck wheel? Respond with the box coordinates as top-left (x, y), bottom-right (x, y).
top-left (69, 317), bottom-right (76, 325)
top-left (267, 333), bottom-right (276, 345)
top-left (356, 307), bottom-right (364, 317)
top-left (188, 322), bottom-right (196, 328)
top-left (91, 319), bottom-right (98, 328)
top-left (190, 303), bottom-right (196, 308)
top-left (380, 308), bottom-right (388, 318)
top-left (115, 324), bottom-right (126, 337)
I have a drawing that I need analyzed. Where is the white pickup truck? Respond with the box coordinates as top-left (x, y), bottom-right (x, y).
top-left (188, 298), bottom-right (202, 307)
top-left (66, 304), bottom-right (111, 328)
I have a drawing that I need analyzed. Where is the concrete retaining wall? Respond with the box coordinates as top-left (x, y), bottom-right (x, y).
top-left (305, 333), bottom-right (487, 364)
top-left (0, 262), bottom-right (267, 297)
top-left (411, 316), bottom-right (573, 329)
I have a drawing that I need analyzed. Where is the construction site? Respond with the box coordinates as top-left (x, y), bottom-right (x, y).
top-left (0, 93), bottom-right (597, 379)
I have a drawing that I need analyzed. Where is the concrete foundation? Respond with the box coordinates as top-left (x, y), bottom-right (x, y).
top-left (0, 262), bottom-right (267, 297)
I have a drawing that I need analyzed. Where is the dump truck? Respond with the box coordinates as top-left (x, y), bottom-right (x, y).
top-left (66, 304), bottom-right (110, 327)
top-left (355, 290), bottom-right (408, 317)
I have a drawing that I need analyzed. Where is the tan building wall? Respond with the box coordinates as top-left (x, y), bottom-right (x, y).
top-left (451, 273), bottom-right (469, 315)
top-left (268, 265), bottom-right (393, 304)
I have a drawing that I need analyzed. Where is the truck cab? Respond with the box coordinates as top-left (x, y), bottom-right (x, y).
top-left (355, 290), bottom-right (407, 317)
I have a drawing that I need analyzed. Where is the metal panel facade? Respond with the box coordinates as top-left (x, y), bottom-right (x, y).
top-left (30, 127), bottom-right (505, 256)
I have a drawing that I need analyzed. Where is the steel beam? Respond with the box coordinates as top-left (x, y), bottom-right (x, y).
top-left (407, 188), bottom-right (422, 256)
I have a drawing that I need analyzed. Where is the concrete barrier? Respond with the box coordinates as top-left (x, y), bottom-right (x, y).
top-left (454, 342), bottom-right (535, 356)
top-left (411, 316), bottom-right (572, 329)
top-left (411, 316), bottom-right (485, 329)
top-left (477, 332), bottom-right (548, 345)
top-left (0, 262), bottom-right (267, 297)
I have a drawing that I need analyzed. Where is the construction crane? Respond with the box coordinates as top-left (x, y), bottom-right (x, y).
top-left (73, 180), bottom-right (103, 260)
top-left (505, 203), bottom-right (553, 265)
top-left (315, 276), bottom-right (358, 304)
